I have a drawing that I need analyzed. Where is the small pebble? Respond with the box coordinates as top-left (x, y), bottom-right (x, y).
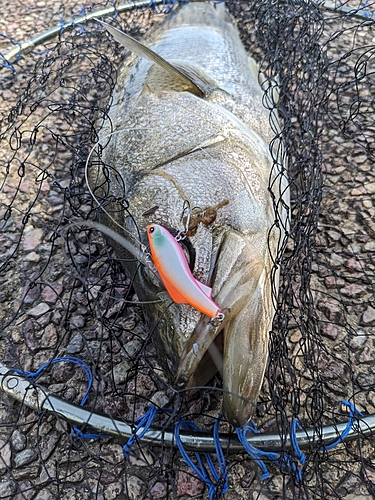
top-left (359, 345), bottom-right (374, 364)
top-left (0, 480), bottom-right (17, 497)
top-left (361, 306), bottom-right (375, 326)
top-left (64, 387), bottom-right (77, 401)
top-left (26, 302), bottom-right (50, 318)
top-left (66, 333), bottom-right (84, 354)
top-left (22, 283), bottom-right (41, 305)
top-left (37, 312), bottom-right (52, 328)
top-left (324, 276), bottom-right (344, 289)
top-left (34, 490), bottom-right (53, 500)
top-left (52, 362), bottom-right (73, 382)
top-left (105, 482), bottom-right (123, 500)
top-left (364, 240), bottom-right (375, 252)
top-left (150, 482), bottom-right (167, 499)
top-left (39, 463), bottom-right (56, 484)
top-left (345, 257), bottom-right (363, 272)
top-left (41, 284), bottom-right (63, 303)
top-left (11, 430), bottom-right (26, 452)
top-left (150, 390), bottom-right (169, 408)
top-left (328, 253), bottom-right (344, 268)
top-left (129, 449), bottom-right (154, 466)
top-left (321, 323), bottom-right (338, 340)
top-left (345, 495), bottom-right (373, 500)
top-left (23, 228), bottom-right (43, 251)
top-left (113, 361), bottom-right (130, 385)
top-left (69, 315), bottom-right (85, 329)
top-left (317, 301), bottom-right (344, 325)
top-left (25, 251), bottom-right (40, 262)
top-left (41, 324), bottom-right (58, 349)
top-left (364, 182), bottom-right (375, 194)
top-left (0, 440), bottom-right (11, 470)
top-left (23, 320), bottom-right (40, 353)
top-left (2, 90), bottom-right (13, 99)
top-left (340, 284), bottom-right (366, 298)
top-left (14, 449), bottom-right (37, 468)
top-left (19, 180), bottom-right (30, 193)
top-left (351, 187), bottom-right (365, 196)
top-left (252, 493), bottom-right (271, 500)
top-left (125, 476), bottom-right (145, 500)
top-left (350, 332), bottom-right (367, 349)
top-left (176, 471), bottom-right (205, 497)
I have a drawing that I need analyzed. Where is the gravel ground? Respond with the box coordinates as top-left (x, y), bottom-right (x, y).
top-left (1, 1), bottom-right (375, 499)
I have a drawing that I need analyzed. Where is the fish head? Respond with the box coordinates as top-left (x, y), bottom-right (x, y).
top-left (127, 202), bottom-right (276, 428)
top-left (172, 225), bottom-right (276, 428)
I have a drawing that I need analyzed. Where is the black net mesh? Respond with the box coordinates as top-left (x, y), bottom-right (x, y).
top-left (1, 0), bottom-right (375, 498)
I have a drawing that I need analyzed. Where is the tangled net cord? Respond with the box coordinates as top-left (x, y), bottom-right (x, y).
top-left (4, 357), bottom-right (364, 496)
top-left (1, 0), bottom-right (374, 71)
top-left (1, 0), bottom-right (375, 498)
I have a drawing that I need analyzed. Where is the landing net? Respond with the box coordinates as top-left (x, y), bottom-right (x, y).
top-left (0, 1), bottom-right (374, 498)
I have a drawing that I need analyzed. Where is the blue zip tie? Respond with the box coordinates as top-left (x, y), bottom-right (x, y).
top-left (248, 419), bottom-right (260, 434)
top-left (122, 405), bottom-right (158, 459)
top-left (291, 419), bottom-right (306, 466)
top-left (237, 426), bottom-right (277, 481)
top-left (174, 419), bottom-right (228, 500)
top-left (288, 418), bottom-right (306, 483)
top-left (212, 415), bottom-right (229, 496)
top-left (74, 6), bottom-right (87, 34)
top-left (238, 423), bottom-right (305, 482)
top-left (363, 9), bottom-right (373, 18)
top-left (12, 357), bottom-right (106, 439)
top-left (13, 356), bottom-right (93, 405)
top-left (322, 400), bottom-right (363, 452)
top-left (175, 420), bottom-right (216, 499)
top-left (71, 426), bottom-right (105, 440)
top-left (59, 18), bottom-right (66, 35)
top-left (0, 34), bottom-right (22, 72)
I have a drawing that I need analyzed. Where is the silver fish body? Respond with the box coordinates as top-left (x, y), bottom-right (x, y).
top-left (90, 1), bottom-right (289, 427)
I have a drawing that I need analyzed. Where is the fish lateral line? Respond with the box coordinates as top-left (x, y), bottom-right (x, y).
top-left (146, 223), bottom-right (224, 320)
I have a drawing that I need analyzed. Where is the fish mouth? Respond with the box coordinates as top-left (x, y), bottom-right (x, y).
top-left (173, 228), bottom-right (274, 428)
top-left (102, 221), bottom-right (274, 428)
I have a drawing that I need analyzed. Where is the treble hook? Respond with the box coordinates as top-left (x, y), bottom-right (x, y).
top-left (176, 200), bottom-right (192, 241)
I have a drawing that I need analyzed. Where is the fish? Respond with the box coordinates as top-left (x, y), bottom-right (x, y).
top-left (89, 1), bottom-right (289, 427)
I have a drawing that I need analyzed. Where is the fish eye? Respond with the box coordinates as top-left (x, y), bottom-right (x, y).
top-left (149, 226), bottom-right (155, 233)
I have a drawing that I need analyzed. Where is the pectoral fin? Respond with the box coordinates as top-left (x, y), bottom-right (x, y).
top-left (97, 20), bottom-right (216, 97)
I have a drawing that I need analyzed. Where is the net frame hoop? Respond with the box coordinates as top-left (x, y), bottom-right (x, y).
top-left (0, 363), bottom-right (372, 454)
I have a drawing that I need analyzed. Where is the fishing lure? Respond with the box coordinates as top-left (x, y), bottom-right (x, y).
top-left (147, 224), bottom-right (223, 320)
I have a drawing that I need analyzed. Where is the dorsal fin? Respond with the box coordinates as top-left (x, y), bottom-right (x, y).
top-left (97, 20), bottom-right (216, 97)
